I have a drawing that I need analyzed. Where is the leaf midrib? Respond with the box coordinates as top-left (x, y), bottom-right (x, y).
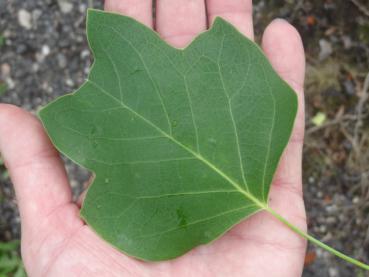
top-left (87, 79), bottom-right (267, 210)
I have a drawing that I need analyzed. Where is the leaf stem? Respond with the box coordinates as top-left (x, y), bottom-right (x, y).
top-left (265, 206), bottom-right (369, 271)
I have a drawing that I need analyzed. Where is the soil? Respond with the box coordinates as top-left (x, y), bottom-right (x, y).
top-left (1, 1), bottom-right (368, 276)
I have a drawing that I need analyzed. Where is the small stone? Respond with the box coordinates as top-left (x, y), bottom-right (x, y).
top-left (316, 248), bottom-right (324, 257)
top-left (3, 30), bottom-right (11, 38)
top-left (16, 44), bottom-right (27, 54)
top-left (328, 267), bottom-right (338, 277)
top-left (57, 53), bottom-right (67, 68)
top-left (319, 225), bottom-right (327, 233)
top-left (6, 77), bottom-right (15, 89)
top-left (32, 63), bottom-right (39, 72)
top-left (1, 63), bottom-right (11, 77)
top-left (326, 204), bottom-right (338, 213)
top-left (343, 80), bottom-right (355, 96)
top-left (326, 216), bottom-right (336, 224)
top-left (79, 3), bottom-right (87, 13)
top-left (319, 39), bottom-right (333, 60)
top-left (352, 196), bottom-right (360, 204)
top-left (41, 45), bottom-right (50, 56)
top-left (58, 0), bottom-right (73, 14)
top-left (70, 180), bottom-right (78, 189)
top-left (66, 78), bottom-right (74, 87)
top-left (32, 9), bottom-right (42, 22)
top-left (81, 49), bottom-right (90, 59)
top-left (342, 35), bottom-right (352, 49)
top-left (18, 9), bottom-right (32, 30)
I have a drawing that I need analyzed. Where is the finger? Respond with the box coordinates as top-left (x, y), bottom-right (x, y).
top-left (0, 104), bottom-right (73, 232)
top-left (155, 0), bottom-right (207, 48)
top-left (261, 19), bottom-right (306, 218)
top-left (104, 0), bottom-right (153, 27)
top-left (262, 19), bottom-right (305, 149)
top-left (206, 0), bottom-right (254, 40)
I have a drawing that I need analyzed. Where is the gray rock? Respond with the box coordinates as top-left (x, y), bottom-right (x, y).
top-left (319, 39), bottom-right (333, 60)
top-left (58, 0), bottom-right (73, 14)
top-left (57, 53), bottom-right (67, 68)
top-left (17, 9), bottom-right (32, 30)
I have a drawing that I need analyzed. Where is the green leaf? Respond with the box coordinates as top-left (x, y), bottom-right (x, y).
top-left (0, 240), bottom-right (19, 252)
top-left (0, 241), bottom-right (21, 275)
top-left (311, 111), bottom-right (326, 126)
top-left (37, 11), bottom-right (369, 270)
top-left (39, 9), bottom-right (297, 261)
top-left (0, 83), bottom-right (7, 97)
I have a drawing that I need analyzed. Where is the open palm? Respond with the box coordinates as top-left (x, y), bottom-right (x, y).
top-left (0, 1), bottom-right (307, 276)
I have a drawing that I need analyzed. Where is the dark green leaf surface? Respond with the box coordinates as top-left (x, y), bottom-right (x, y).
top-left (39, 9), bottom-right (297, 261)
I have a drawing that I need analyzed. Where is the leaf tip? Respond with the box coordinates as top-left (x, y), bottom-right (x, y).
top-left (210, 16), bottom-right (227, 32)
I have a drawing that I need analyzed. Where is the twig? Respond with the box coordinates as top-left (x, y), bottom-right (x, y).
top-left (349, 71), bottom-right (369, 170)
top-left (353, 71), bottom-right (369, 150)
top-left (306, 114), bottom-right (358, 135)
top-left (350, 0), bottom-right (369, 17)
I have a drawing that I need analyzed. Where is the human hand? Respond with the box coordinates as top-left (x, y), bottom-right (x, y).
top-left (0, 1), bottom-right (306, 276)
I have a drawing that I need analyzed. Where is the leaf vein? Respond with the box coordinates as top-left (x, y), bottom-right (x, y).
top-left (260, 62), bottom-right (276, 202)
top-left (135, 204), bottom-right (257, 239)
top-left (217, 34), bottom-right (249, 192)
top-left (87, 78), bottom-right (266, 208)
top-left (101, 24), bottom-right (172, 134)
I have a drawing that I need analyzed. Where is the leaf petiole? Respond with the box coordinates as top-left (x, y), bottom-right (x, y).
top-left (266, 206), bottom-right (369, 271)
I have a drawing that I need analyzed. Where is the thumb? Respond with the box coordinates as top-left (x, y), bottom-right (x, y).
top-left (0, 104), bottom-right (77, 236)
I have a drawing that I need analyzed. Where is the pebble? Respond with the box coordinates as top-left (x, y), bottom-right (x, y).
top-left (66, 78), bottom-right (75, 87)
top-left (18, 9), bottom-right (32, 30)
top-left (2, 30), bottom-right (11, 38)
top-left (32, 9), bottom-right (42, 22)
top-left (325, 204), bottom-right (338, 213)
top-left (319, 39), bottom-right (333, 60)
top-left (319, 225), bottom-right (327, 233)
top-left (70, 179), bottom-right (78, 189)
top-left (81, 49), bottom-right (90, 59)
top-left (316, 248), bottom-right (324, 258)
top-left (6, 77), bottom-right (15, 89)
top-left (341, 35), bottom-right (352, 49)
top-left (352, 196), bottom-right (360, 204)
top-left (328, 267), bottom-right (339, 277)
top-left (1, 63), bottom-right (11, 77)
top-left (343, 80), bottom-right (355, 96)
top-left (16, 44), bottom-right (27, 54)
top-left (57, 53), bottom-right (67, 68)
top-left (58, 0), bottom-right (73, 14)
top-left (32, 63), bottom-right (39, 72)
top-left (79, 3), bottom-right (87, 13)
top-left (41, 45), bottom-right (50, 56)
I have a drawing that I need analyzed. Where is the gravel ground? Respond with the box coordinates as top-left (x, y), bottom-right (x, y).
top-left (1, 1), bottom-right (369, 276)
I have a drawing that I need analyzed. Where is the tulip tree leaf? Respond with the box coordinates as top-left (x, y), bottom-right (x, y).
top-left (39, 9), bottom-right (297, 261)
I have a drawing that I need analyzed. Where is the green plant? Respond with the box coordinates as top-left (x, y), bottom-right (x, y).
top-left (0, 83), bottom-right (7, 97)
top-left (39, 9), bottom-right (369, 270)
top-left (0, 240), bottom-right (26, 277)
top-left (0, 35), bottom-right (4, 48)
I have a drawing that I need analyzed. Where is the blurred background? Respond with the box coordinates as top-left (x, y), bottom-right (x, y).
top-left (0, 0), bottom-right (368, 276)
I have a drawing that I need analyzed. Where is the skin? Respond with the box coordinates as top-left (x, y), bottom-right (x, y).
top-left (0, 1), bottom-right (306, 276)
